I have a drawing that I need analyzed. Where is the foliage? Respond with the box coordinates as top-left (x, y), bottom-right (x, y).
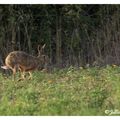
top-left (0, 5), bottom-right (120, 67)
top-left (0, 65), bottom-right (119, 115)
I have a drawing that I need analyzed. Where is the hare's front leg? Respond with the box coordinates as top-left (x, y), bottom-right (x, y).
top-left (18, 71), bottom-right (26, 81)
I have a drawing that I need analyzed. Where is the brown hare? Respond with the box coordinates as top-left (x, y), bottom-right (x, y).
top-left (1, 44), bottom-right (48, 80)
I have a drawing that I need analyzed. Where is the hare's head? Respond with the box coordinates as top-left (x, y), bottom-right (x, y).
top-left (37, 44), bottom-right (46, 58)
top-left (37, 44), bottom-right (49, 70)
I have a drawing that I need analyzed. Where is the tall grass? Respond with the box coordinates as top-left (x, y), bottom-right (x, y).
top-left (0, 65), bottom-right (120, 115)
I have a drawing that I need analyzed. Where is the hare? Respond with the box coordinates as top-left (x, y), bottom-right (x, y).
top-left (1, 44), bottom-right (48, 80)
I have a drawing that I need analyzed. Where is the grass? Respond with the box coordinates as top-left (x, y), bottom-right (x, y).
top-left (0, 65), bottom-right (120, 115)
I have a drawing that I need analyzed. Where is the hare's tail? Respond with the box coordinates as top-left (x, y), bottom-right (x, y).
top-left (1, 65), bottom-right (9, 70)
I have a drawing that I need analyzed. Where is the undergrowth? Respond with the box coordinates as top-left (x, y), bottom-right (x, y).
top-left (0, 65), bottom-right (120, 115)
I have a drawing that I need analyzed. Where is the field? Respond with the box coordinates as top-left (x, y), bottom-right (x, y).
top-left (0, 65), bottom-right (120, 115)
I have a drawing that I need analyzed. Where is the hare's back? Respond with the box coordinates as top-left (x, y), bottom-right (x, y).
top-left (5, 51), bottom-right (34, 67)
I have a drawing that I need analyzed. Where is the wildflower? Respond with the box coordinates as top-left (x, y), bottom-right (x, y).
top-left (112, 64), bottom-right (117, 68)
top-left (48, 80), bottom-right (53, 83)
top-left (79, 67), bottom-right (83, 70)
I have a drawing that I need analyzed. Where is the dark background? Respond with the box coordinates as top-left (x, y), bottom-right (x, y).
top-left (0, 4), bottom-right (120, 68)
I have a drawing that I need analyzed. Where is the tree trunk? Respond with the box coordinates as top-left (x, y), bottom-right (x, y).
top-left (56, 12), bottom-right (62, 67)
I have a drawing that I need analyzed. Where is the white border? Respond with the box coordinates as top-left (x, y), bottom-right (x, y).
top-left (0, 116), bottom-right (119, 120)
top-left (0, 116), bottom-right (120, 120)
top-left (0, 0), bottom-right (120, 4)
top-left (0, 1), bottom-right (120, 120)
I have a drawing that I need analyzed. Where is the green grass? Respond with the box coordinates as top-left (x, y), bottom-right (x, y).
top-left (0, 65), bottom-right (120, 115)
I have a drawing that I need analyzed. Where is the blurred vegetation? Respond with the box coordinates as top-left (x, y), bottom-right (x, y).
top-left (0, 5), bottom-right (120, 68)
top-left (0, 65), bottom-right (120, 115)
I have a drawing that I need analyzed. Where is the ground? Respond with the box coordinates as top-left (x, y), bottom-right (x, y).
top-left (0, 65), bottom-right (120, 115)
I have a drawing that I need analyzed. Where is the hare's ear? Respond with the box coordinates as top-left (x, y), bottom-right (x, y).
top-left (37, 45), bottom-right (41, 57)
top-left (40, 44), bottom-right (46, 53)
top-left (37, 44), bottom-right (46, 57)
top-left (41, 44), bottom-right (46, 49)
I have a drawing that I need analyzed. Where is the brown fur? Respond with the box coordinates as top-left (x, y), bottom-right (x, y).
top-left (1, 44), bottom-right (48, 80)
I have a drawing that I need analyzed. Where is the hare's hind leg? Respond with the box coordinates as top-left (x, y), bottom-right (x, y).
top-left (28, 72), bottom-right (32, 80)
top-left (12, 66), bottom-right (17, 80)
